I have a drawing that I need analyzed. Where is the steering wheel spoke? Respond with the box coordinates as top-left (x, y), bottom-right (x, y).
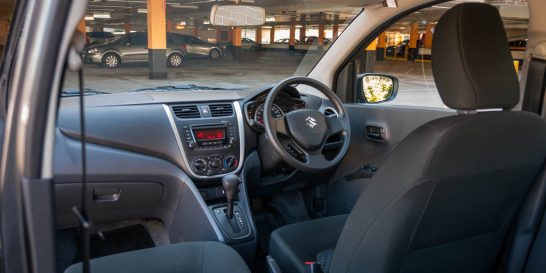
top-left (271, 116), bottom-right (289, 136)
top-left (325, 115), bottom-right (345, 137)
top-left (305, 150), bottom-right (330, 168)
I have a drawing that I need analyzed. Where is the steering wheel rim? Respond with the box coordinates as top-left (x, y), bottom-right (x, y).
top-left (264, 76), bottom-right (351, 173)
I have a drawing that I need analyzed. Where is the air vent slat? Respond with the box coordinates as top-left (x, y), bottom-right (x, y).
top-left (209, 103), bottom-right (234, 117)
top-left (172, 105), bottom-right (201, 119)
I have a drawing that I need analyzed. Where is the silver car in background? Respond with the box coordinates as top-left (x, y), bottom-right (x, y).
top-left (84, 32), bottom-right (187, 68)
top-left (170, 34), bottom-right (225, 60)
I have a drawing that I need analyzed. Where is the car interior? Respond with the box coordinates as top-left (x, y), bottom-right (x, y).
top-left (2, 0), bottom-right (546, 273)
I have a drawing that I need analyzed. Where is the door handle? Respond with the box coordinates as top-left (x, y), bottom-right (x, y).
top-left (365, 125), bottom-right (386, 141)
top-left (93, 187), bottom-right (121, 202)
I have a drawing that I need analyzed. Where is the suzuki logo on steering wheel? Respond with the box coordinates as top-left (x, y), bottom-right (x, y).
top-left (305, 116), bottom-right (318, 128)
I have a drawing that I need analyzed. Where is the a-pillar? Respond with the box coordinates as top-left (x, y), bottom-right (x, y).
top-left (376, 32), bottom-right (386, 61)
top-left (147, 0), bottom-right (167, 79)
top-left (408, 23), bottom-right (419, 60)
top-left (332, 15), bottom-right (339, 40)
top-left (232, 27), bottom-right (242, 61)
top-left (299, 15), bottom-right (306, 42)
top-left (270, 25), bottom-right (275, 44)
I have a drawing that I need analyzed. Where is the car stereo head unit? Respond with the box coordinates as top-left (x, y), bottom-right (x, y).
top-left (184, 123), bottom-right (236, 150)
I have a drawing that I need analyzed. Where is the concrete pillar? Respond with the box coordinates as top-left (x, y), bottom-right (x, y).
top-left (147, 0), bottom-right (167, 79)
top-left (299, 15), bottom-right (306, 42)
top-left (289, 17), bottom-right (296, 53)
top-left (332, 15), bottom-right (339, 40)
top-left (376, 32), bottom-right (386, 61)
top-left (318, 18), bottom-right (325, 50)
top-left (192, 20), bottom-right (198, 37)
top-left (408, 23), bottom-right (419, 60)
top-left (269, 26), bottom-right (275, 44)
top-left (125, 17), bottom-right (131, 34)
top-left (93, 24), bottom-right (104, 32)
top-left (232, 27), bottom-right (242, 61)
top-left (362, 38), bottom-right (377, 73)
top-left (424, 23), bottom-right (434, 49)
top-left (256, 27), bottom-right (262, 44)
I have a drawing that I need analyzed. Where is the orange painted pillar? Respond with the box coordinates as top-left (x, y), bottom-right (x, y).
top-left (232, 27), bottom-right (242, 61)
top-left (424, 23), bottom-right (434, 49)
top-left (125, 17), bottom-right (131, 34)
top-left (408, 22), bottom-right (419, 59)
top-left (147, 0), bottom-right (167, 79)
top-left (77, 18), bottom-right (86, 33)
top-left (332, 15), bottom-right (339, 40)
top-left (166, 19), bottom-right (173, 32)
top-left (299, 15), bottom-right (306, 42)
top-left (289, 18), bottom-right (296, 46)
top-left (256, 27), bottom-right (262, 44)
top-left (318, 19), bottom-right (325, 49)
top-left (376, 32), bottom-right (387, 61)
top-left (216, 27), bottom-right (222, 43)
top-left (270, 26), bottom-right (275, 44)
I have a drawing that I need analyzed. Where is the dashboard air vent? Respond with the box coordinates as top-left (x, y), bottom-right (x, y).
top-left (172, 105), bottom-right (201, 119)
top-left (322, 107), bottom-right (339, 117)
top-left (209, 103), bottom-right (234, 117)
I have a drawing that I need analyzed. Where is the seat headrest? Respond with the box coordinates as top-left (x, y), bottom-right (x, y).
top-left (432, 3), bottom-right (519, 110)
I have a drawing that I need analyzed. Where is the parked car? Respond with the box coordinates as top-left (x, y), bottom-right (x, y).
top-left (86, 31), bottom-right (116, 45)
top-left (302, 36), bottom-right (331, 45)
top-left (170, 34), bottom-right (224, 60)
top-left (274, 38), bottom-right (300, 44)
top-left (386, 39), bottom-right (409, 57)
top-left (241, 38), bottom-right (261, 51)
top-left (84, 32), bottom-right (187, 68)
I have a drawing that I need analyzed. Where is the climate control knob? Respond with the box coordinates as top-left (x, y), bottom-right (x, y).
top-left (192, 159), bottom-right (207, 174)
top-left (224, 155), bottom-right (238, 169)
top-left (209, 157), bottom-right (222, 170)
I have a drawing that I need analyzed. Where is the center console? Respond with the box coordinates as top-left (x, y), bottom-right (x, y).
top-left (166, 102), bottom-right (244, 179)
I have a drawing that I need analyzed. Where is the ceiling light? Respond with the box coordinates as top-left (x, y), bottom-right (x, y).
top-left (137, 8), bottom-right (147, 13)
top-left (203, 19), bottom-right (211, 25)
top-left (266, 16), bottom-right (276, 22)
top-left (85, 15), bottom-right (94, 21)
top-left (93, 12), bottom-right (111, 19)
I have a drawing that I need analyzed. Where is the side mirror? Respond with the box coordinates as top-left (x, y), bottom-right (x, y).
top-left (356, 73), bottom-right (398, 104)
top-left (210, 4), bottom-right (266, 27)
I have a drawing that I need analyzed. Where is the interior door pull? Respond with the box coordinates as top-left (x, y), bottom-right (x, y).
top-left (365, 125), bottom-right (386, 141)
top-left (93, 187), bottom-right (121, 202)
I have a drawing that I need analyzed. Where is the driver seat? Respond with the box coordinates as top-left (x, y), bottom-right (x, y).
top-left (269, 3), bottom-right (546, 273)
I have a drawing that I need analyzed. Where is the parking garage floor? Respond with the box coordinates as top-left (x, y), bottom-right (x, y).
top-left (65, 51), bottom-right (446, 109)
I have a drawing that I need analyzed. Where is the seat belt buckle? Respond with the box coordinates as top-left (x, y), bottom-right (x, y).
top-left (304, 261), bottom-right (324, 273)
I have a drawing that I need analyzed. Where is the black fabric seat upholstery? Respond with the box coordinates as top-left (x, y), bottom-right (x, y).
top-left (64, 241), bottom-right (250, 273)
top-left (270, 3), bottom-right (546, 273)
top-left (269, 214), bottom-right (347, 273)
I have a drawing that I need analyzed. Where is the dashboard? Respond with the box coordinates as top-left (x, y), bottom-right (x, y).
top-left (244, 86), bottom-right (307, 131)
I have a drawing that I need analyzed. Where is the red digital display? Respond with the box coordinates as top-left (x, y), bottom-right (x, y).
top-left (194, 128), bottom-right (225, 140)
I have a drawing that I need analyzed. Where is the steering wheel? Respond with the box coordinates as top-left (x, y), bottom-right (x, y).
top-left (264, 77), bottom-right (351, 173)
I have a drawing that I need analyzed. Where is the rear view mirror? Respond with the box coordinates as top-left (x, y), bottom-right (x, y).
top-left (357, 74), bottom-right (398, 104)
top-left (210, 4), bottom-right (266, 27)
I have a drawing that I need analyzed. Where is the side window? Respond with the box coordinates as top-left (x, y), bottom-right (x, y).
top-left (132, 34), bottom-right (148, 46)
top-left (350, 0), bottom-right (529, 108)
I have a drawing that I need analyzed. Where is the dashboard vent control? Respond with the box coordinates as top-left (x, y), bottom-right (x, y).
top-left (209, 103), bottom-right (234, 117)
top-left (172, 105), bottom-right (201, 119)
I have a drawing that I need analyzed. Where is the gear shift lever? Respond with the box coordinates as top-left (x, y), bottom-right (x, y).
top-left (222, 174), bottom-right (240, 219)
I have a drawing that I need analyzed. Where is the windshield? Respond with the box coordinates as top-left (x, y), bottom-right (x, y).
top-left (63, 1), bottom-right (361, 95)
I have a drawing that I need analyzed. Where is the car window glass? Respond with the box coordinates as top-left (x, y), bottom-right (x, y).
top-left (358, 0), bottom-right (529, 108)
top-left (0, 1), bottom-right (15, 63)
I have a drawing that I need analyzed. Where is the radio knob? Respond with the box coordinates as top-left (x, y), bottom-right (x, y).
top-left (224, 155), bottom-right (238, 169)
top-left (188, 141), bottom-right (197, 149)
top-left (192, 159), bottom-right (207, 174)
top-left (210, 157), bottom-right (222, 170)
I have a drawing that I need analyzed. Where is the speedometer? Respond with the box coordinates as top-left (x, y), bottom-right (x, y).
top-left (254, 103), bottom-right (284, 126)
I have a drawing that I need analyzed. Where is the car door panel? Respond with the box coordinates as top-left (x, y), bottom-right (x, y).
top-left (327, 104), bottom-right (454, 215)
